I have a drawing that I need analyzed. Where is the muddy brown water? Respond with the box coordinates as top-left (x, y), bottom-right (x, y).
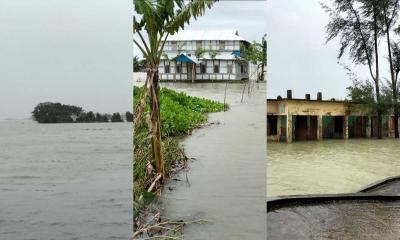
top-left (267, 199), bottom-right (400, 240)
top-left (137, 81), bottom-right (267, 239)
top-left (268, 139), bottom-right (400, 240)
top-left (268, 139), bottom-right (400, 196)
top-left (0, 121), bottom-right (132, 239)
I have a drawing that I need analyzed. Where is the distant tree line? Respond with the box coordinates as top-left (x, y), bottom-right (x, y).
top-left (32, 102), bottom-right (133, 124)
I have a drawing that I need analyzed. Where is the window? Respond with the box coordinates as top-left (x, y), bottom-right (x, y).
top-left (196, 41), bottom-right (202, 49)
top-left (227, 64), bottom-right (233, 74)
top-left (200, 63), bottom-right (206, 73)
top-left (165, 64), bottom-right (170, 74)
top-left (219, 41), bottom-right (225, 50)
top-left (171, 41), bottom-right (177, 50)
top-left (176, 64), bottom-right (182, 74)
top-left (214, 64), bottom-right (219, 73)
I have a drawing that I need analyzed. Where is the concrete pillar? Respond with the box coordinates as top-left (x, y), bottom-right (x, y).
top-left (317, 115), bottom-right (323, 140)
top-left (344, 116), bottom-right (349, 139)
top-left (287, 114), bottom-right (293, 143)
top-left (277, 115), bottom-right (282, 141)
top-left (367, 117), bottom-right (372, 137)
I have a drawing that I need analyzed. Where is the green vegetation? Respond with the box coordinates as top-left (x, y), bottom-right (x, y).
top-left (322, 0), bottom-right (400, 138)
top-left (134, 0), bottom-right (215, 178)
top-left (111, 112), bottom-right (123, 122)
top-left (126, 111), bottom-right (133, 122)
top-left (133, 86), bottom-right (225, 231)
top-left (32, 102), bottom-right (131, 123)
top-left (134, 86), bottom-right (225, 137)
top-left (133, 56), bottom-right (146, 72)
top-left (240, 34), bottom-right (267, 81)
top-left (134, 0), bottom-right (217, 236)
top-left (32, 102), bottom-right (83, 123)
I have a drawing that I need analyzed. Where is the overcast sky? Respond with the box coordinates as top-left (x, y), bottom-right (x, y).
top-left (266, 0), bottom-right (393, 100)
top-left (0, 0), bottom-right (131, 120)
top-left (134, 1), bottom-right (267, 58)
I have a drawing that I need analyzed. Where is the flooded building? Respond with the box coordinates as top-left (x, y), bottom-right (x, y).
top-left (267, 90), bottom-right (397, 143)
top-left (158, 29), bottom-right (249, 82)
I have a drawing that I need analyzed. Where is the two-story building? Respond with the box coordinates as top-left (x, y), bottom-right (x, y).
top-left (159, 29), bottom-right (249, 82)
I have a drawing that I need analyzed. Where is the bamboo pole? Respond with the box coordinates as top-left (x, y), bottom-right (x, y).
top-left (224, 81), bottom-right (228, 111)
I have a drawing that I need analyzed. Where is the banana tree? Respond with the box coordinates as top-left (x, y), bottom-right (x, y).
top-left (133, 0), bottom-right (215, 178)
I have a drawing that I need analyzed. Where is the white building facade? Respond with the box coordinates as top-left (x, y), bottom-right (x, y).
top-left (158, 30), bottom-right (249, 82)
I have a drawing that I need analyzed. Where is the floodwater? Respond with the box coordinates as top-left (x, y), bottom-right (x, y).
top-left (268, 139), bottom-right (400, 196)
top-left (0, 120), bottom-right (132, 240)
top-left (158, 82), bottom-right (267, 239)
top-left (268, 199), bottom-right (400, 240)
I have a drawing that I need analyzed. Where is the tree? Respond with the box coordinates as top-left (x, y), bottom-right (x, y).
top-left (86, 111), bottom-right (96, 122)
top-left (322, 0), bottom-right (384, 138)
top-left (95, 113), bottom-right (104, 122)
top-left (241, 34), bottom-right (267, 81)
top-left (380, 0), bottom-right (400, 138)
top-left (260, 34), bottom-right (267, 81)
top-left (126, 111), bottom-right (133, 122)
top-left (134, 0), bottom-right (215, 177)
top-left (391, 42), bottom-right (400, 130)
top-left (208, 49), bottom-right (219, 59)
top-left (111, 112), bottom-right (123, 122)
top-left (194, 47), bottom-right (207, 60)
top-left (77, 113), bottom-right (89, 122)
top-left (32, 102), bottom-right (83, 123)
top-left (347, 78), bottom-right (392, 116)
top-left (133, 56), bottom-right (146, 72)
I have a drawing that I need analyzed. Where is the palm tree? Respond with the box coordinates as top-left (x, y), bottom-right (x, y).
top-left (133, 0), bottom-right (215, 178)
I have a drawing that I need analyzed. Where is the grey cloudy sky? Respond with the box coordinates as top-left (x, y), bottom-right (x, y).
top-left (134, 1), bottom-right (267, 58)
top-left (0, 0), bottom-right (131, 120)
top-left (266, 0), bottom-right (392, 100)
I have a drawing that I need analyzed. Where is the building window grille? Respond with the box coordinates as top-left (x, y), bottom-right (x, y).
top-left (227, 64), bottom-right (233, 74)
top-left (176, 64), bottom-right (182, 74)
top-left (214, 64), bottom-right (219, 74)
top-left (219, 41), bottom-right (225, 50)
top-left (171, 41), bottom-right (177, 50)
top-left (196, 41), bottom-right (202, 49)
top-left (165, 64), bottom-right (170, 74)
top-left (200, 63), bottom-right (206, 73)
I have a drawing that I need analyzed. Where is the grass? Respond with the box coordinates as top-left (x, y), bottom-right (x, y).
top-left (133, 86), bottom-right (226, 228)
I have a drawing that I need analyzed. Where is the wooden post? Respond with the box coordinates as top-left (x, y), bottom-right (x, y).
top-left (223, 81), bottom-right (227, 111)
top-left (192, 63), bottom-right (195, 83)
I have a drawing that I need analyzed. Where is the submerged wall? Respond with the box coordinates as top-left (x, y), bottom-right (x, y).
top-left (267, 99), bottom-right (396, 143)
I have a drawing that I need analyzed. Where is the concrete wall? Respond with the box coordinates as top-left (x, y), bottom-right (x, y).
top-left (266, 99), bottom-right (383, 143)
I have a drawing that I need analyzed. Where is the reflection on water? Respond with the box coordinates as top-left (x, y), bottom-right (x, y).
top-left (158, 82), bottom-right (266, 239)
top-left (267, 139), bottom-right (400, 196)
top-left (0, 121), bottom-right (131, 240)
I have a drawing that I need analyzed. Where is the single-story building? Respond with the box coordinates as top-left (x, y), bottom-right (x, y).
top-left (267, 90), bottom-right (398, 143)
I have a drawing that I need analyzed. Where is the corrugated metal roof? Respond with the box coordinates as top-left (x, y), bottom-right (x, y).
top-left (167, 29), bottom-right (247, 42)
top-left (162, 52), bottom-right (239, 60)
top-left (173, 54), bottom-right (199, 64)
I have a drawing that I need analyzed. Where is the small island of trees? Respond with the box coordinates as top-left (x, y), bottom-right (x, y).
top-left (32, 102), bottom-right (132, 124)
